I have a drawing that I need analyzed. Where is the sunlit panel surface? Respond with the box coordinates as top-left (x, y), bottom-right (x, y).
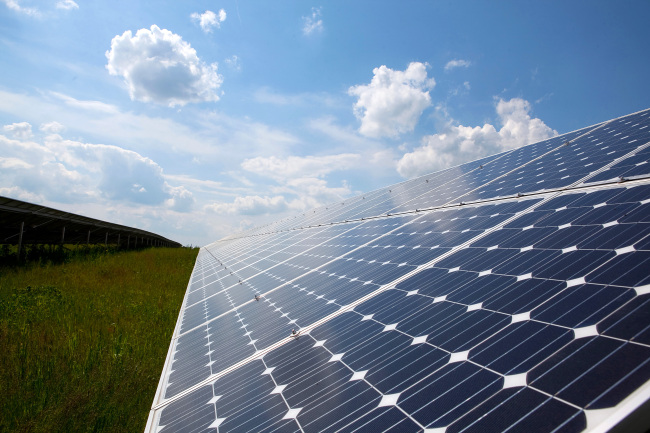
top-left (146, 109), bottom-right (650, 433)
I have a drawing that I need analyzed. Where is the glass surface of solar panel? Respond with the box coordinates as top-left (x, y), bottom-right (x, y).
top-left (147, 109), bottom-right (650, 433)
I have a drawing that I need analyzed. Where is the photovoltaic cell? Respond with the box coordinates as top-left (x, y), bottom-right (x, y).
top-left (147, 108), bottom-right (650, 433)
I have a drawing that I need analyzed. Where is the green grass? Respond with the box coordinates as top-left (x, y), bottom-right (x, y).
top-left (0, 247), bottom-right (198, 432)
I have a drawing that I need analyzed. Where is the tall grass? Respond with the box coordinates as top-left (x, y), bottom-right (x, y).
top-left (0, 247), bottom-right (198, 432)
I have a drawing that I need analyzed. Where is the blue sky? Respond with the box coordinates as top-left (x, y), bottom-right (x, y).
top-left (1, 0), bottom-right (649, 246)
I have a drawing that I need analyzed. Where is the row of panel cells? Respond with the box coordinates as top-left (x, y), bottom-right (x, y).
top-left (470, 153), bottom-right (586, 200)
top-left (158, 361), bottom-right (303, 433)
top-left (590, 145), bottom-right (650, 183)
top-left (292, 272), bottom-right (381, 306)
top-left (470, 116), bottom-right (650, 200)
top-left (185, 273), bottom-right (231, 306)
top-left (348, 288), bottom-right (650, 414)
top-left (281, 311), bottom-right (589, 432)
top-left (381, 157), bottom-right (497, 214)
top-left (207, 234), bottom-right (299, 264)
top-left (255, 277), bottom-right (364, 343)
top-left (230, 294), bottom-right (318, 349)
top-left (283, 252), bottom-right (337, 270)
top-left (399, 128), bottom-right (590, 212)
top-left (343, 200), bottom-right (539, 267)
top-left (390, 132), bottom-right (559, 213)
top-left (204, 272), bottom-right (377, 347)
top-left (397, 267), bottom-right (634, 329)
top-left (169, 279), bottom-right (407, 403)
top-left (166, 312), bottom-right (258, 399)
top-left (468, 185), bottom-right (650, 246)
top-left (180, 292), bottom-right (233, 333)
top-left (298, 165), bottom-right (449, 225)
top-left (159, 267), bottom-right (649, 430)
top-left (344, 245), bottom-right (453, 267)
top-left (330, 136), bottom-right (548, 223)
top-left (158, 325), bottom-right (586, 433)
top-left (295, 147), bottom-right (487, 226)
top-left (242, 262), bottom-right (315, 296)
top-left (177, 192), bottom-right (648, 378)
top-left (427, 247), bottom-right (649, 313)
top-left (317, 258), bottom-right (416, 287)
top-left (204, 271), bottom-right (386, 351)
top-left (177, 275), bottom-right (346, 362)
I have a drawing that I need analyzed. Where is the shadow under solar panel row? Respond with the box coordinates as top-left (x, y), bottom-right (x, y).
top-left (147, 108), bottom-right (650, 433)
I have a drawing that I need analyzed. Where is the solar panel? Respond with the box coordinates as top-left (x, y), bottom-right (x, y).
top-left (146, 108), bottom-right (650, 433)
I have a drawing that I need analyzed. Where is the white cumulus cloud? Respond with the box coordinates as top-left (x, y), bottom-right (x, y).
top-left (241, 154), bottom-right (360, 181)
top-left (0, 127), bottom-right (194, 207)
top-left (56, 0), bottom-right (78, 10)
top-left (302, 7), bottom-right (323, 35)
top-left (166, 185), bottom-right (195, 212)
top-left (397, 98), bottom-right (557, 178)
top-left (191, 9), bottom-right (226, 33)
top-left (39, 121), bottom-right (65, 134)
top-left (225, 55), bottom-right (240, 71)
top-left (444, 59), bottom-right (471, 71)
top-left (3, 121), bottom-right (33, 139)
top-left (2, 0), bottom-right (39, 16)
top-left (205, 195), bottom-right (290, 215)
top-left (349, 62), bottom-right (435, 138)
top-left (105, 25), bottom-right (223, 107)
top-left (280, 177), bottom-right (351, 209)
top-left (211, 153), bottom-right (360, 217)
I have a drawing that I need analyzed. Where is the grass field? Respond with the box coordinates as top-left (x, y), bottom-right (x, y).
top-left (0, 247), bottom-right (198, 432)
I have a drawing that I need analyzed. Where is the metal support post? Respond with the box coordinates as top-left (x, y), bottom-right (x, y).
top-left (17, 221), bottom-right (24, 260)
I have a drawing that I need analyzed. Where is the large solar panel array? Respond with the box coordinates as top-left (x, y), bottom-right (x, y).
top-left (146, 109), bottom-right (650, 433)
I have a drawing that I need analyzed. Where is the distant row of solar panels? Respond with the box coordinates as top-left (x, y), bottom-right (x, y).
top-left (147, 108), bottom-right (650, 433)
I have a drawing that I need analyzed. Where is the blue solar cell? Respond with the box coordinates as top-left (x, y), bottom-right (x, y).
top-left (529, 337), bottom-right (650, 409)
top-left (357, 289), bottom-right (433, 324)
top-left (165, 326), bottom-right (213, 399)
top-left (470, 321), bottom-right (573, 374)
top-left (483, 278), bottom-right (566, 314)
top-left (445, 274), bottom-right (516, 304)
top-left (587, 251), bottom-right (650, 287)
top-left (158, 385), bottom-right (215, 432)
top-left (399, 362), bottom-right (502, 428)
top-left (492, 249), bottom-right (559, 276)
top-left (531, 284), bottom-right (634, 328)
top-left (446, 387), bottom-right (586, 433)
top-left (598, 294), bottom-right (650, 344)
top-left (337, 406), bottom-right (420, 433)
top-left (534, 226), bottom-right (601, 249)
top-left (426, 308), bottom-right (512, 352)
top-left (533, 249), bottom-right (613, 280)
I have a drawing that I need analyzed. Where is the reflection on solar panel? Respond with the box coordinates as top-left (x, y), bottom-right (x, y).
top-left (146, 109), bottom-right (650, 433)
